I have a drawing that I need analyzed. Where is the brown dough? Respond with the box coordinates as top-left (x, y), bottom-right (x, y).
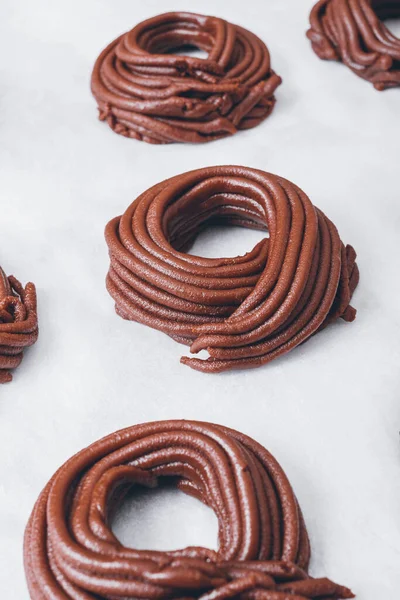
top-left (307, 0), bottom-right (400, 90)
top-left (105, 166), bottom-right (359, 373)
top-left (24, 420), bottom-right (354, 599)
top-left (0, 267), bottom-right (38, 383)
top-left (91, 12), bottom-right (282, 143)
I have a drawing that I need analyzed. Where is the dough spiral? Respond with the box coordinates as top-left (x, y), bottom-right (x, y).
top-left (24, 420), bottom-right (354, 599)
top-left (0, 267), bottom-right (38, 383)
top-left (105, 166), bottom-right (359, 373)
top-left (91, 12), bottom-right (282, 143)
top-left (307, 0), bottom-right (400, 90)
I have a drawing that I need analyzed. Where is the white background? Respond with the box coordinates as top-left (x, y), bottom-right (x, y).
top-left (1, 0), bottom-right (400, 597)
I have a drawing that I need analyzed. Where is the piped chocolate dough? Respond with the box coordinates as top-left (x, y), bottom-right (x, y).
top-left (105, 166), bottom-right (359, 373)
top-left (0, 267), bottom-right (38, 383)
top-left (91, 12), bottom-right (281, 143)
top-left (308, 0), bottom-right (400, 90)
top-left (24, 420), bottom-right (354, 599)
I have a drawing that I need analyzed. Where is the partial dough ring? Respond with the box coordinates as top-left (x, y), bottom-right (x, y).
top-left (105, 166), bottom-right (359, 373)
top-left (0, 267), bottom-right (38, 383)
top-left (91, 12), bottom-right (282, 143)
top-left (307, 0), bottom-right (400, 90)
top-left (24, 420), bottom-right (354, 599)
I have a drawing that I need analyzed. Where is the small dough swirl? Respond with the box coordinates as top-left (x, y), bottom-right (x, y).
top-left (91, 12), bottom-right (282, 143)
top-left (24, 420), bottom-right (355, 599)
top-left (0, 267), bottom-right (38, 383)
top-left (307, 0), bottom-right (400, 90)
top-left (105, 166), bottom-right (359, 373)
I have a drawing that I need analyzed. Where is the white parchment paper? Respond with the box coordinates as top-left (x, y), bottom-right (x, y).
top-left (1, 0), bottom-right (400, 596)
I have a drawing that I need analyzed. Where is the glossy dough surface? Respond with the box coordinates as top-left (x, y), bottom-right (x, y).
top-left (307, 0), bottom-right (400, 90)
top-left (91, 12), bottom-right (282, 143)
top-left (0, 267), bottom-right (38, 383)
top-left (24, 420), bottom-right (354, 599)
top-left (105, 166), bottom-right (359, 373)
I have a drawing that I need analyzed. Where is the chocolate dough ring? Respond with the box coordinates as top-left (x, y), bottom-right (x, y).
top-left (307, 0), bottom-right (400, 90)
top-left (0, 267), bottom-right (38, 383)
top-left (105, 166), bottom-right (359, 373)
top-left (91, 12), bottom-right (282, 143)
top-left (24, 419), bottom-right (354, 599)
